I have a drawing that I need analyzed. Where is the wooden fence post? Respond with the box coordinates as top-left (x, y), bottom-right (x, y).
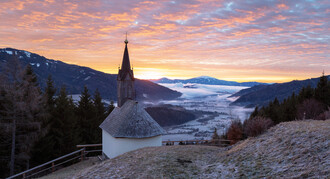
top-left (81, 148), bottom-right (85, 161)
top-left (52, 162), bottom-right (55, 173)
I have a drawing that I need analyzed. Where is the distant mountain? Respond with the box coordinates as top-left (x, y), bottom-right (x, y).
top-left (0, 48), bottom-right (181, 101)
top-left (231, 76), bottom-right (329, 107)
top-left (151, 76), bottom-right (266, 87)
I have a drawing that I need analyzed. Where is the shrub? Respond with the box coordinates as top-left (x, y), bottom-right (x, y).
top-left (325, 109), bottom-right (330, 120)
top-left (297, 98), bottom-right (324, 120)
top-left (315, 108), bottom-right (330, 120)
top-left (227, 120), bottom-right (244, 144)
top-left (243, 117), bottom-right (274, 137)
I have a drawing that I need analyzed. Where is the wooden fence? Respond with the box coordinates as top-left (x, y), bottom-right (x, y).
top-left (7, 140), bottom-right (230, 178)
top-left (7, 144), bottom-right (102, 179)
top-left (162, 139), bottom-right (232, 147)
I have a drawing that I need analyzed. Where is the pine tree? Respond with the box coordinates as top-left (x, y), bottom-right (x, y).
top-left (31, 86), bottom-right (78, 164)
top-left (315, 73), bottom-right (330, 107)
top-left (76, 86), bottom-right (95, 144)
top-left (298, 85), bottom-right (314, 103)
top-left (93, 89), bottom-right (106, 143)
top-left (30, 76), bottom-right (57, 165)
top-left (0, 59), bottom-right (45, 176)
top-left (44, 75), bottom-right (56, 113)
top-left (53, 87), bottom-right (79, 155)
top-left (273, 97), bottom-right (279, 106)
top-left (0, 74), bottom-right (11, 178)
top-left (249, 106), bottom-right (259, 119)
top-left (107, 101), bottom-right (115, 116)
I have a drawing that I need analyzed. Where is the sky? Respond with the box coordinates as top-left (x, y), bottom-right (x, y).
top-left (0, 0), bottom-right (329, 82)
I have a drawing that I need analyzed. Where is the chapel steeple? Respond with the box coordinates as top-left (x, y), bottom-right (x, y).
top-left (117, 35), bottom-right (135, 107)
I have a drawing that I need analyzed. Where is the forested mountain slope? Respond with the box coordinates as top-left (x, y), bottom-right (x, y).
top-left (0, 48), bottom-right (181, 101)
top-left (231, 76), bottom-right (329, 107)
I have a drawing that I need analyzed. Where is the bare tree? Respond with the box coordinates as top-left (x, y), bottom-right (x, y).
top-left (0, 56), bottom-right (45, 176)
top-left (243, 117), bottom-right (273, 137)
top-left (297, 98), bottom-right (324, 120)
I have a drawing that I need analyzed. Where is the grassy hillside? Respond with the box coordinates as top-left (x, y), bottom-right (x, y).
top-left (67, 119), bottom-right (329, 178)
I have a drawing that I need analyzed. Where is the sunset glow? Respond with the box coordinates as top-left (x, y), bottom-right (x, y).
top-left (0, 0), bottom-right (329, 82)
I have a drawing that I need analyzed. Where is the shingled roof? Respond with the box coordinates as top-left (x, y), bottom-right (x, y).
top-left (100, 100), bottom-right (165, 138)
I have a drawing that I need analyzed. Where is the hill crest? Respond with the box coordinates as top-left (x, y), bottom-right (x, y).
top-left (151, 76), bottom-right (267, 87)
top-left (231, 76), bottom-right (330, 107)
top-left (60, 119), bottom-right (330, 178)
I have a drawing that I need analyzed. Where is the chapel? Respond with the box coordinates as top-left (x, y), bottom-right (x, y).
top-left (99, 37), bottom-right (165, 159)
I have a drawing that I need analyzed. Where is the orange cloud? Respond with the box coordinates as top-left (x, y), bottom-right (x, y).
top-left (0, 0), bottom-right (328, 83)
top-left (277, 4), bottom-right (289, 10)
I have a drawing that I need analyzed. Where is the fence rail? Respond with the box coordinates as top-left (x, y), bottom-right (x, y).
top-left (7, 139), bottom-right (230, 178)
top-left (7, 144), bottom-right (103, 179)
top-left (162, 139), bottom-right (231, 147)
top-left (7, 148), bottom-right (84, 179)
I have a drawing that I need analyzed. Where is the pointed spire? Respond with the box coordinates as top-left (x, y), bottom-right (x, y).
top-left (118, 33), bottom-right (134, 81)
top-left (121, 39), bottom-right (131, 72)
top-left (117, 33), bottom-right (135, 107)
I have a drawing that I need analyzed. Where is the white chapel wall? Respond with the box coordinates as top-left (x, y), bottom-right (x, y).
top-left (102, 130), bottom-right (162, 159)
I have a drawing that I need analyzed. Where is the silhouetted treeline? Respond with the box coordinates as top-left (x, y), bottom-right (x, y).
top-left (223, 74), bottom-right (330, 144)
top-left (0, 57), bottom-right (114, 178)
top-left (250, 73), bottom-right (330, 123)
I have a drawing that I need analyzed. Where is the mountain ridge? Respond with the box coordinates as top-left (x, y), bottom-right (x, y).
top-left (0, 48), bottom-right (182, 101)
top-left (231, 76), bottom-right (330, 107)
top-left (151, 76), bottom-right (267, 87)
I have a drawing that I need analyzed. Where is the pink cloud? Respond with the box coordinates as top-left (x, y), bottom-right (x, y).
top-left (0, 0), bottom-right (329, 82)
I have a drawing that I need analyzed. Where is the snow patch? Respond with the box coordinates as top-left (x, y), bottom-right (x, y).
top-left (30, 63), bottom-right (35, 66)
top-left (69, 94), bottom-right (81, 103)
top-left (19, 56), bottom-right (23, 59)
top-left (5, 50), bottom-right (13, 55)
top-left (45, 62), bottom-right (49, 66)
top-left (84, 76), bottom-right (91, 81)
top-left (195, 76), bottom-right (217, 80)
top-left (24, 51), bottom-right (31, 58)
top-left (36, 63), bottom-right (40, 67)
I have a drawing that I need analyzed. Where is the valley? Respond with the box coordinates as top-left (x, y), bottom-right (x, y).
top-left (144, 83), bottom-right (254, 141)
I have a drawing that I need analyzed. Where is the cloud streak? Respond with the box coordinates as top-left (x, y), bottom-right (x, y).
top-left (0, 0), bottom-right (329, 82)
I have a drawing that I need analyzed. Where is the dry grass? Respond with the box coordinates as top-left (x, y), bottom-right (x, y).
top-left (73, 145), bottom-right (223, 178)
top-left (38, 157), bottom-right (101, 179)
top-left (46, 120), bottom-right (329, 178)
top-left (211, 119), bottom-right (330, 178)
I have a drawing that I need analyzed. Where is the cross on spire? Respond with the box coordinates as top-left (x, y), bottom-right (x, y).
top-left (125, 32), bottom-right (128, 44)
